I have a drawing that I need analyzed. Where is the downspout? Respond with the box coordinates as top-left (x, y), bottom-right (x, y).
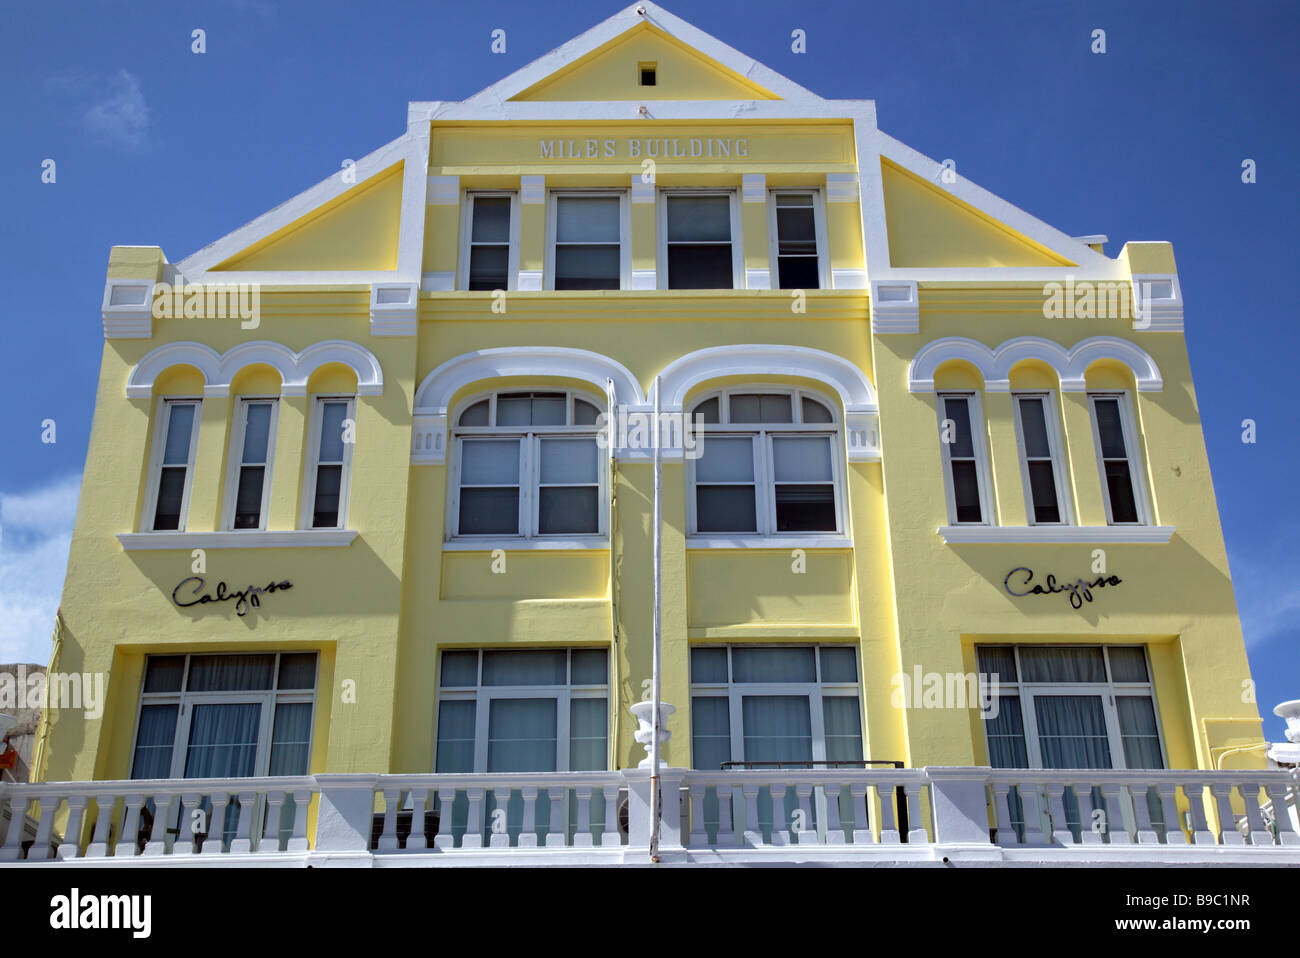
top-left (30, 610), bottom-right (65, 783)
top-left (649, 377), bottom-right (663, 862)
top-left (606, 379), bottom-right (620, 772)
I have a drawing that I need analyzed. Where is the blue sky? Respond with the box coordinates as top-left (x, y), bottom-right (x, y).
top-left (0, 0), bottom-right (1296, 731)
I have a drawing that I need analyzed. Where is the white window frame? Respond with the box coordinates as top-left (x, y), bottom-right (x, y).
top-left (766, 188), bottom-right (830, 290)
top-left (300, 395), bottom-right (356, 530)
top-left (433, 648), bottom-right (610, 773)
top-left (1011, 390), bottom-right (1074, 526)
top-left (141, 397), bottom-right (203, 533)
top-left (447, 388), bottom-right (608, 543)
top-left (544, 189), bottom-right (630, 291)
top-left (221, 397), bottom-right (280, 531)
top-left (1087, 391), bottom-right (1151, 526)
top-left (128, 651), bottom-right (319, 781)
top-left (656, 188), bottom-right (743, 290)
top-left (685, 386), bottom-right (846, 538)
top-left (458, 190), bottom-right (521, 292)
top-left (936, 391), bottom-right (996, 526)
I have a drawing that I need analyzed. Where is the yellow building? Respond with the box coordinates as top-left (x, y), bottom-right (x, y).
top-left (10, 3), bottom-right (1296, 865)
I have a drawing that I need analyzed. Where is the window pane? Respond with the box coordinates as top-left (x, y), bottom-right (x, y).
top-left (555, 245), bottom-right (620, 290)
top-left (573, 400), bottom-right (600, 426)
top-left (268, 702), bottom-right (313, 776)
top-left (183, 703), bottom-right (262, 778)
top-left (531, 394), bottom-right (566, 426)
top-left (468, 245), bottom-right (509, 290)
top-left (695, 437), bottom-right (753, 482)
top-left (667, 245), bottom-right (732, 289)
top-left (1017, 397), bottom-right (1051, 458)
top-left (496, 395), bottom-right (532, 426)
top-left (741, 695), bottom-right (812, 762)
top-left (732, 647), bottom-right (816, 684)
top-left (440, 651), bottom-right (479, 687)
top-left (667, 195), bottom-right (731, 242)
top-left (143, 656), bottom-right (185, 693)
top-left (820, 647), bottom-right (858, 683)
top-left (1104, 461), bottom-right (1139, 523)
top-left (458, 487), bottom-right (519, 535)
top-left (153, 467), bottom-right (187, 530)
top-left (540, 437), bottom-right (598, 484)
top-left (776, 203), bottom-right (816, 251)
top-left (774, 484), bottom-right (836, 531)
top-left (1019, 647), bottom-right (1106, 683)
top-left (234, 465), bottom-right (266, 528)
top-left (186, 654), bottom-right (276, 691)
top-left (461, 439), bottom-right (519, 485)
top-left (571, 649), bottom-right (608, 685)
top-left (976, 647), bottom-right (1018, 684)
top-left (436, 699), bottom-right (476, 773)
top-left (538, 486), bottom-right (598, 534)
top-left (984, 695), bottom-right (1029, 768)
top-left (312, 464), bottom-right (342, 528)
top-left (162, 404), bottom-right (196, 465)
top-left (240, 404), bottom-right (272, 464)
top-left (801, 397), bottom-right (832, 423)
top-left (1032, 695), bottom-right (1112, 769)
top-left (777, 257), bottom-right (820, 290)
top-left (277, 653), bottom-right (317, 690)
top-left (1108, 647), bottom-right (1149, 683)
top-left (695, 486), bottom-right (756, 533)
top-left (950, 461), bottom-right (983, 523)
top-left (730, 393), bottom-right (792, 424)
top-left (131, 704), bottom-right (178, 779)
top-left (569, 698), bottom-right (607, 771)
top-left (1093, 399), bottom-right (1128, 459)
top-left (691, 696), bottom-right (731, 770)
top-left (482, 650), bottom-right (567, 686)
top-left (822, 696), bottom-right (864, 762)
top-left (1027, 461), bottom-right (1061, 523)
top-left (556, 196), bottom-right (620, 243)
top-left (458, 400), bottom-right (489, 426)
top-left (318, 401), bottom-right (347, 462)
top-left (691, 647), bottom-right (728, 684)
top-left (471, 196), bottom-right (511, 243)
top-left (487, 698), bottom-right (557, 772)
top-left (773, 436), bottom-right (832, 481)
top-left (692, 397), bottom-right (720, 424)
top-left (942, 397), bottom-right (975, 458)
top-left (1116, 696), bottom-right (1163, 769)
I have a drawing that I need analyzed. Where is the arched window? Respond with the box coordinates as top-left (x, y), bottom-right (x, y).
top-left (449, 389), bottom-right (605, 540)
top-left (686, 387), bottom-right (843, 537)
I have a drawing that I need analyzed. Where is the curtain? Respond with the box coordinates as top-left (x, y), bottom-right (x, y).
top-left (487, 698), bottom-right (557, 771)
top-left (185, 654), bottom-right (275, 692)
top-left (183, 703), bottom-right (261, 778)
top-left (482, 651), bottom-right (566, 687)
top-left (1108, 647), bottom-right (1149, 683)
top-left (1020, 647), bottom-right (1106, 684)
top-left (976, 647), bottom-right (1018, 685)
top-left (130, 705), bottom-right (178, 779)
top-left (1033, 695), bottom-right (1111, 769)
top-left (1116, 696), bottom-right (1163, 769)
top-left (819, 648), bottom-right (857, 683)
top-left (268, 703), bottom-right (312, 776)
top-left (742, 695), bottom-right (812, 762)
top-left (733, 648), bottom-right (815, 685)
top-left (276, 653), bottom-right (317, 691)
top-left (570, 650), bottom-right (607, 686)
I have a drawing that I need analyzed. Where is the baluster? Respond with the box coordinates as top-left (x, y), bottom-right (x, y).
top-left (177, 792), bottom-right (200, 855)
top-left (203, 793), bottom-right (231, 855)
top-left (375, 788), bottom-right (400, 851)
top-left (119, 794), bottom-right (145, 857)
top-left (794, 784), bottom-right (817, 845)
top-left (1019, 784), bottom-right (1048, 846)
top-left (824, 781), bottom-right (844, 845)
top-left (1098, 784), bottom-right (1129, 844)
top-left (1078, 782), bottom-right (1104, 845)
top-left (572, 786), bottom-right (593, 848)
top-left (0, 793), bottom-right (29, 860)
top-left (904, 783), bottom-right (927, 844)
top-left (143, 793), bottom-right (174, 856)
top-left (1209, 784), bottom-right (1243, 845)
top-left (546, 788), bottom-right (565, 847)
top-left (770, 782), bottom-right (790, 846)
top-left (850, 784), bottom-right (872, 844)
top-left (26, 796), bottom-right (59, 861)
top-left (462, 787), bottom-right (485, 849)
top-left (1047, 784), bottom-right (1073, 846)
top-left (85, 794), bottom-right (117, 858)
top-left (434, 788), bottom-right (455, 850)
top-left (1238, 783), bottom-right (1268, 846)
top-left (877, 781), bottom-right (900, 844)
top-left (518, 786), bottom-right (539, 848)
top-left (489, 787), bottom-right (512, 847)
top-left (1132, 783), bottom-right (1159, 844)
top-left (288, 791), bottom-right (311, 852)
top-left (741, 785), bottom-right (762, 847)
top-left (262, 792), bottom-right (287, 853)
top-left (1263, 783), bottom-right (1299, 846)
top-left (990, 783), bottom-right (1014, 845)
top-left (1155, 783), bottom-right (1186, 845)
top-left (1182, 782), bottom-right (1214, 845)
top-left (687, 784), bottom-right (707, 847)
top-left (229, 790), bottom-right (257, 854)
top-left (601, 785), bottom-right (621, 847)
top-left (404, 787), bottom-right (428, 851)
top-left (56, 796), bottom-right (88, 860)
top-left (715, 783), bottom-right (735, 847)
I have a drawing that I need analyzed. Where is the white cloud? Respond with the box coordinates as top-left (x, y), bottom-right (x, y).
top-left (1228, 542), bottom-right (1300, 649)
top-left (48, 69), bottom-right (153, 152)
top-left (0, 474), bottom-right (81, 664)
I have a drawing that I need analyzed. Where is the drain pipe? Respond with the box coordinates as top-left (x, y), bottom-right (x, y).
top-left (649, 376), bottom-right (663, 862)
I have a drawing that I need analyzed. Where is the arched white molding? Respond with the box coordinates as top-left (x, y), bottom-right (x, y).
top-left (125, 340), bottom-right (385, 399)
top-left (411, 346), bottom-right (646, 464)
top-left (908, 336), bottom-right (1162, 394)
top-left (656, 345), bottom-right (880, 461)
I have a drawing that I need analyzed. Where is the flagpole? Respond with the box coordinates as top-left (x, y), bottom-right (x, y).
top-left (649, 375), bottom-right (663, 862)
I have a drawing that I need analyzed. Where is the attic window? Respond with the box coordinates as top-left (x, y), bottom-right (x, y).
top-left (639, 62), bottom-right (657, 86)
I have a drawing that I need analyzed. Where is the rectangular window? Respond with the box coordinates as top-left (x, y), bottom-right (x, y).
top-left (146, 399), bottom-right (201, 531)
top-left (226, 399), bottom-right (277, 530)
top-left (549, 193), bottom-right (625, 290)
top-left (464, 193), bottom-right (515, 291)
top-left (693, 436), bottom-right (757, 533)
top-left (937, 393), bottom-right (989, 524)
top-left (768, 191), bottom-right (824, 290)
top-left (1089, 394), bottom-right (1144, 524)
top-left (663, 192), bottom-right (736, 289)
top-left (1013, 393), bottom-right (1069, 525)
top-left (304, 397), bottom-right (354, 529)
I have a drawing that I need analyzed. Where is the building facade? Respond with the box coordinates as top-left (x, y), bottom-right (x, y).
top-left (19, 3), bottom-right (1289, 862)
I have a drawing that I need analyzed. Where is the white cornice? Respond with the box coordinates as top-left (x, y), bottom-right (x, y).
top-left (908, 336), bottom-right (1163, 394)
top-left (937, 525), bottom-right (1175, 545)
top-left (117, 530), bottom-right (359, 550)
top-left (125, 340), bottom-right (385, 398)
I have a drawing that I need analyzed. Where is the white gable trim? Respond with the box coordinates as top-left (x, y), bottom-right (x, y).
top-left (463, 2), bottom-right (822, 107)
top-left (908, 335), bottom-right (1162, 394)
top-left (126, 340), bottom-right (385, 398)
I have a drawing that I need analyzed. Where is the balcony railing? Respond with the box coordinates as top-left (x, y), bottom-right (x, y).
top-left (2, 766), bottom-right (1297, 866)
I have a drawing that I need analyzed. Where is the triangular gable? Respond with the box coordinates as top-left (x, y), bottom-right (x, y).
top-left (467, 2), bottom-right (821, 105)
top-left (213, 162), bottom-right (404, 272)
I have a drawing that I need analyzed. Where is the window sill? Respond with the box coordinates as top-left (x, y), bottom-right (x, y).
top-left (686, 535), bottom-right (853, 550)
top-left (442, 538), bottom-right (609, 552)
top-left (937, 525), bottom-right (1175, 545)
top-left (117, 530), bottom-right (359, 550)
